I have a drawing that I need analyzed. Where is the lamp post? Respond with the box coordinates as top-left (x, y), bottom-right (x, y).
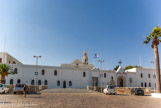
top-left (150, 61), bottom-right (156, 93)
top-left (33, 55), bottom-right (41, 93)
top-left (98, 60), bottom-right (104, 93)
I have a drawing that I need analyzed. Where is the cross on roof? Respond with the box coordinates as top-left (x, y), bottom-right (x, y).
top-left (118, 59), bottom-right (122, 66)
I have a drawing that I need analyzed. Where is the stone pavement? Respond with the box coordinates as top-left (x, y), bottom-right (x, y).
top-left (40, 88), bottom-right (98, 94)
top-left (0, 89), bottom-right (161, 108)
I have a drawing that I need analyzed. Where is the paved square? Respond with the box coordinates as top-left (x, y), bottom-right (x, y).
top-left (0, 89), bottom-right (161, 108)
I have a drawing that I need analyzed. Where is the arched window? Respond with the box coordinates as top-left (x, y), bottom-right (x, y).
top-left (83, 72), bottom-right (86, 77)
top-left (10, 79), bottom-right (13, 85)
top-left (145, 82), bottom-right (147, 87)
top-left (69, 81), bottom-right (72, 86)
top-left (111, 76), bottom-right (113, 80)
top-left (57, 80), bottom-right (60, 86)
top-left (141, 82), bottom-right (143, 87)
top-left (38, 80), bottom-right (41, 85)
top-left (42, 69), bottom-right (45, 75)
top-left (13, 61), bottom-right (16, 64)
top-left (148, 74), bottom-right (151, 78)
top-left (129, 78), bottom-right (133, 83)
top-left (44, 80), bottom-right (48, 85)
top-left (54, 70), bottom-right (57, 76)
top-left (14, 68), bottom-right (18, 73)
top-left (31, 80), bottom-right (34, 85)
top-left (17, 79), bottom-right (21, 84)
top-left (104, 73), bottom-right (106, 78)
top-left (141, 73), bottom-right (143, 78)
top-left (149, 83), bottom-right (151, 87)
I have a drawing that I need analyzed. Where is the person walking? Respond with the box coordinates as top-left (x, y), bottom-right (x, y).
top-left (23, 84), bottom-right (27, 98)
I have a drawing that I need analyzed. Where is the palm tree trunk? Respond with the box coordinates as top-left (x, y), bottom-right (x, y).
top-left (154, 45), bottom-right (161, 93)
top-left (0, 75), bottom-right (5, 84)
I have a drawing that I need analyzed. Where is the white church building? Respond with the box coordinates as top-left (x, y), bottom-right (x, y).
top-left (0, 51), bottom-right (156, 89)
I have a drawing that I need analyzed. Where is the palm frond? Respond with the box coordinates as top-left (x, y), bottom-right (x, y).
top-left (143, 35), bottom-right (151, 44)
top-left (151, 26), bottom-right (161, 38)
top-left (0, 64), bottom-right (16, 76)
top-left (159, 39), bottom-right (161, 42)
top-left (144, 26), bottom-right (161, 45)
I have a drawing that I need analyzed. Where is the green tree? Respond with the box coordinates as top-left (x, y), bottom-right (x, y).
top-left (0, 64), bottom-right (16, 84)
top-left (113, 65), bottom-right (120, 71)
top-left (143, 26), bottom-right (161, 93)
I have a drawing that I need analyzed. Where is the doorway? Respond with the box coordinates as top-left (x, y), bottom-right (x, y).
top-left (63, 81), bottom-right (66, 88)
top-left (120, 79), bottom-right (123, 87)
top-left (92, 77), bottom-right (98, 86)
top-left (117, 76), bottom-right (126, 87)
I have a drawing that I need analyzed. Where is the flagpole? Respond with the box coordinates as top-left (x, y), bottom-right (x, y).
top-left (3, 34), bottom-right (6, 63)
top-left (94, 59), bottom-right (95, 68)
top-left (94, 53), bottom-right (99, 68)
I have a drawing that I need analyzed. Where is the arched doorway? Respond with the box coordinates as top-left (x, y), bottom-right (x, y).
top-left (117, 76), bottom-right (126, 87)
top-left (120, 79), bottom-right (123, 87)
top-left (63, 81), bottom-right (66, 88)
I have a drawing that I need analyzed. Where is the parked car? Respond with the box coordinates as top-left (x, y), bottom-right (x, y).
top-left (0, 84), bottom-right (10, 94)
top-left (131, 88), bottom-right (144, 96)
top-left (103, 85), bottom-right (116, 95)
top-left (13, 84), bottom-right (27, 94)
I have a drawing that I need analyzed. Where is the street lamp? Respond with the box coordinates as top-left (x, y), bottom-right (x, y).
top-left (98, 60), bottom-right (104, 93)
top-left (33, 55), bottom-right (41, 93)
top-left (150, 61), bottom-right (156, 93)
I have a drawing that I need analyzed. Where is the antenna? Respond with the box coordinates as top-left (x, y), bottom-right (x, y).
top-left (139, 56), bottom-right (142, 67)
top-left (4, 33), bottom-right (6, 52)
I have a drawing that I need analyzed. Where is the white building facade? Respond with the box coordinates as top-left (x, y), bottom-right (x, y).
top-left (0, 51), bottom-right (157, 89)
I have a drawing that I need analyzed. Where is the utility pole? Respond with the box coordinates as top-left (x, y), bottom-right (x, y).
top-left (98, 60), bottom-right (104, 93)
top-left (33, 55), bottom-right (41, 93)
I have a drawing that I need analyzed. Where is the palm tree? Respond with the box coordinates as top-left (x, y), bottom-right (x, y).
top-left (0, 64), bottom-right (16, 84)
top-left (113, 65), bottom-right (119, 71)
top-left (144, 26), bottom-right (161, 93)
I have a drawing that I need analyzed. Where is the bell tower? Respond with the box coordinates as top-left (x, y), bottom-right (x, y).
top-left (83, 50), bottom-right (88, 65)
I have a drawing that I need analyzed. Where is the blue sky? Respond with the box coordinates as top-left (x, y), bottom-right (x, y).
top-left (0, 0), bottom-right (161, 70)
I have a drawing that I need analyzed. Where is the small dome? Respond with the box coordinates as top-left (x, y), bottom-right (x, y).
top-left (72, 59), bottom-right (82, 64)
top-left (84, 50), bottom-right (87, 55)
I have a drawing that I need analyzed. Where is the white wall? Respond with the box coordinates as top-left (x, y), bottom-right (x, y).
top-left (6, 64), bottom-right (91, 89)
top-left (5, 64), bottom-right (156, 89)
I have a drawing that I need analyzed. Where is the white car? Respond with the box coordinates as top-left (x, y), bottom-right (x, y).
top-left (0, 84), bottom-right (10, 94)
top-left (103, 85), bottom-right (115, 95)
top-left (13, 84), bottom-right (25, 94)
